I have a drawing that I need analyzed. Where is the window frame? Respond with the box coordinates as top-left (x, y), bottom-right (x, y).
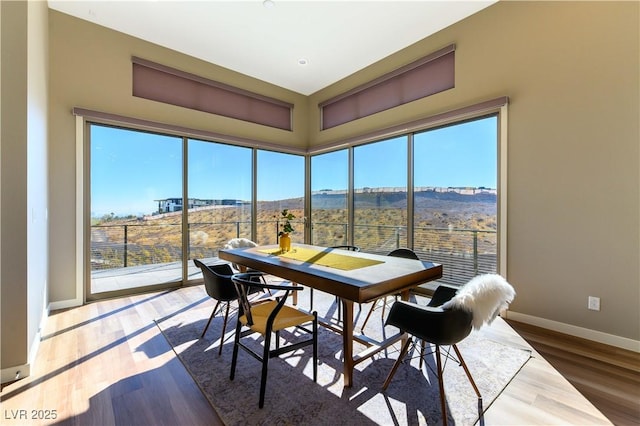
top-left (75, 109), bottom-right (306, 301)
top-left (309, 97), bottom-right (509, 277)
top-left (75, 97), bottom-right (508, 302)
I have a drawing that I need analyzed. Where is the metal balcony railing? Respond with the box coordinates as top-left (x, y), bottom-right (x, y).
top-left (91, 220), bottom-right (496, 288)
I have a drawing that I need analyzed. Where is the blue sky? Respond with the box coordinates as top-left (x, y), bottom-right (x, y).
top-left (312, 116), bottom-right (497, 191)
top-left (91, 127), bottom-right (183, 217)
top-left (91, 116), bottom-right (496, 217)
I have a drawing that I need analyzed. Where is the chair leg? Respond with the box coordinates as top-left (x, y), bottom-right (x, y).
top-left (360, 298), bottom-right (380, 332)
top-left (230, 320), bottom-right (242, 381)
top-left (313, 313), bottom-right (318, 382)
top-left (218, 302), bottom-right (231, 356)
top-left (380, 296), bottom-right (389, 318)
top-left (452, 344), bottom-right (482, 400)
top-left (292, 283), bottom-right (298, 305)
top-left (259, 332), bottom-right (272, 408)
top-left (201, 300), bottom-right (221, 338)
top-left (382, 338), bottom-right (413, 390)
top-left (419, 339), bottom-right (427, 369)
top-left (435, 345), bottom-right (449, 426)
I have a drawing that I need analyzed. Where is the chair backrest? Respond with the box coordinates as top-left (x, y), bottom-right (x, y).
top-left (386, 283), bottom-right (472, 346)
top-left (427, 285), bottom-right (458, 307)
top-left (330, 245), bottom-right (360, 252)
top-left (193, 259), bottom-right (238, 302)
top-left (387, 300), bottom-right (473, 345)
top-left (231, 273), bottom-right (257, 326)
top-left (231, 272), bottom-right (297, 328)
top-left (387, 248), bottom-right (419, 260)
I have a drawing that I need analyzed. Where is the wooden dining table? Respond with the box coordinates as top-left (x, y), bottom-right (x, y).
top-left (218, 243), bottom-right (443, 387)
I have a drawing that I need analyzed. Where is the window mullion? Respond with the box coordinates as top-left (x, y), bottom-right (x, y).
top-left (407, 134), bottom-right (414, 249)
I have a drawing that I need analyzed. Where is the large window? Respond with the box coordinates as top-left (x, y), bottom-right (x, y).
top-left (89, 124), bottom-right (183, 297)
top-left (256, 150), bottom-right (305, 245)
top-left (187, 140), bottom-right (252, 264)
top-left (310, 150), bottom-right (349, 246)
top-left (86, 122), bottom-right (307, 298)
top-left (308, 114), bottom-right (500, 287)
top-left (353, 137), bottom-right (408, 253)
top-left (84, 101), bottom-right (503, 298)
top-left (413, 116), bottom-right (498, 285)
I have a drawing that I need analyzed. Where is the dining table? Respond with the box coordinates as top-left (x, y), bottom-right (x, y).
top-left (218, 243), bottom-right (443, 387)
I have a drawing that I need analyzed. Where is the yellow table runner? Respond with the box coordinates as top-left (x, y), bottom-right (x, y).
top-left (259, 247), bottom-right (384, 271)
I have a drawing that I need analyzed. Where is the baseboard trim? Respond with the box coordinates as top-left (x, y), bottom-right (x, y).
top-left (2, 300), bottom-right (50, 385)
top-left (28, 302), bottom-right (49, 371)
top-left (505, 311), bottom-right (640, 353)
top-left (49, 297), bottom-right (83, 311)
top-left (1, 364), bottom-right (31, 384)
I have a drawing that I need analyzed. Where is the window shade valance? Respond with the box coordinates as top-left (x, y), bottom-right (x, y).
top-left (132, 57), bottom-right (293, 131)
top-left (319, 44), bottom-right (456, 130)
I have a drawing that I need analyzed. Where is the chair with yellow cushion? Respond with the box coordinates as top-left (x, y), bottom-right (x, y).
top-left (230, 272), bottom-right (318, 408)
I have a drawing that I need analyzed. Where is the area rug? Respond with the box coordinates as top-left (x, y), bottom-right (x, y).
top-left (155, 288), bottom-right (531, 425)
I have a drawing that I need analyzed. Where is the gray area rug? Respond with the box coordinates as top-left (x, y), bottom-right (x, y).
top-left (155, 287), bottom-right (531, 425)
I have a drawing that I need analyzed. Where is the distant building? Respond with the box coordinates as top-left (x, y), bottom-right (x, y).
top-left (155, 198), bottom-right (217, 213)
top-left (154, 198), bottom-right (245, 213)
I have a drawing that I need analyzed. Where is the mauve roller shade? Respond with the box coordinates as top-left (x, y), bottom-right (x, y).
top-left (132, 61), bottom-right (292, 131)
top-left (321, 47), bottom-right (455, 130)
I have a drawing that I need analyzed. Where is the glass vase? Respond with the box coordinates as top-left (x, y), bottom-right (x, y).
top-left (279, 233), bottom-right (291, 252)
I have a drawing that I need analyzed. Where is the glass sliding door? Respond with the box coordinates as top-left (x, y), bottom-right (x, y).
top-left (187, 139), bottom-right (252, 279)
top-left (310, 149), bottom-right (349, 246)
top-left (256, 150), bottom-right (305, 245)
top-left (353, 137), bottom-right (408, 253)
top-left (89, 124), bottom-right (183, 297)
top-left (413, 116), bottom-right (498, 286)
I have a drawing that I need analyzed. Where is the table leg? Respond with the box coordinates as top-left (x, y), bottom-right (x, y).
top-left (342, 298), bottom-right (354, 387)
top-left (400, 288), bottom-right (410, 302)
top-left (400, 289), bottom-right (410, 348)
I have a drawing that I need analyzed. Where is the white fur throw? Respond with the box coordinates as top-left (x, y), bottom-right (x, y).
top-left (441, 274), bottom-right (516, 330)
top-left (224, 238), bottom-right (258, 250)
top-left (223, 238), bottom-right (259, 271)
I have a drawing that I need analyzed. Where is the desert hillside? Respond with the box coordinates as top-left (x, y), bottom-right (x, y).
top-left (91, 190), bottom-right (496, 269)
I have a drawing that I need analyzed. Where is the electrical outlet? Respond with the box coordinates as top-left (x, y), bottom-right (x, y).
top-left (588, 296), bottom-right (600, 311)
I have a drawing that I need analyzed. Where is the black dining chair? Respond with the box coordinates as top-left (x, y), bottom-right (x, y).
top-left (193, 259), bottom-right (261, 355)
top-left (360, 247), bottom-right (420, 332)
top-left (382, 289), bottom-right (476, 426)
top-left (230, 272), bottom-right (318, 408)
top-left (382, 274), bottom-right (516, 426)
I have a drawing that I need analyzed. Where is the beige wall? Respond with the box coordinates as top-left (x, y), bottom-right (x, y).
top-left (309, 1), bottom-right (640, 342)
top-left (48, 10), bottom-right (309, 302)
top-left (1, 0), bottom-right (49, 375)
top-left (0, 0), bottom-right (28, 371)
top-left (45, 1), bottom-right (638, 345)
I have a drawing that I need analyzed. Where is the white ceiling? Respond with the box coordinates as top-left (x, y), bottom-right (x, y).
top-left (48, 0), bottom-right (497, 96)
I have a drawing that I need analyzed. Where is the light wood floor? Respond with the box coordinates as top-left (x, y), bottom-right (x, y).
top-left (507, 320), bottom-right (640, 426)
top-left (1, 286), bottom-right (618, 425)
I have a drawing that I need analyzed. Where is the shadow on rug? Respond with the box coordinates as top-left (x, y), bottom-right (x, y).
top-left (153, 288), bottom-right (531, 425)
